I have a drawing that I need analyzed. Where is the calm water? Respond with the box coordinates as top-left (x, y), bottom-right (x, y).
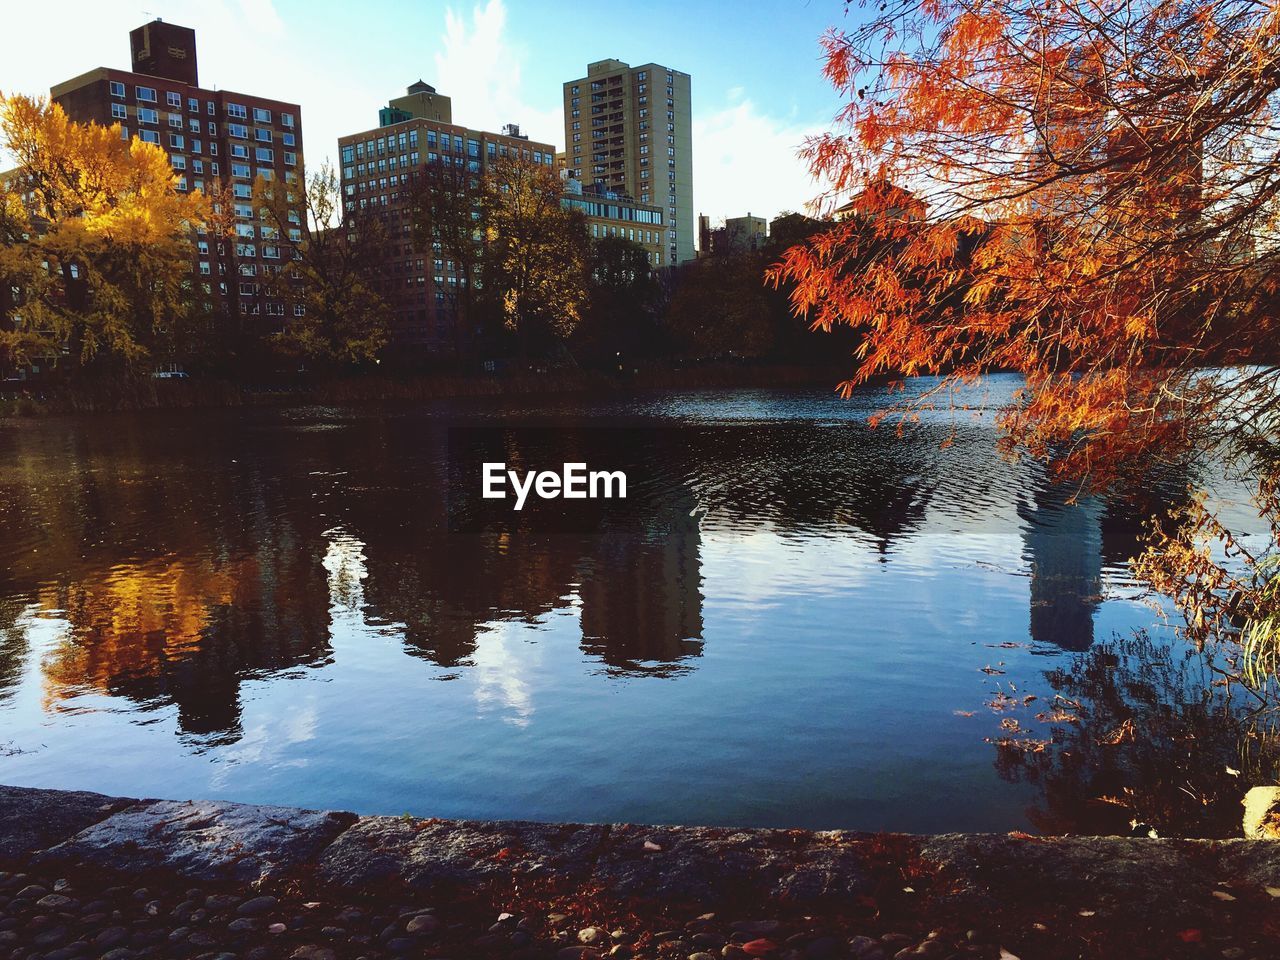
top-left (0, 376), bottom-right (1265, 834)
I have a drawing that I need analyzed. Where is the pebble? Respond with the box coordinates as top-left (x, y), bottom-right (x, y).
top-left (238, 894), bottom-right (279, 916)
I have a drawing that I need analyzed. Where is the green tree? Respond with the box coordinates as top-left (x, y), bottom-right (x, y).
top-left (571, 236), bottom-right (661, 370)
top-left (409, 156), bottom-right (485, 358)
top-left (256, 164), bottom-right (389, 368)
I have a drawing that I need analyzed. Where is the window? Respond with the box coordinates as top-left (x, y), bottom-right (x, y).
top-left (281, 113), bottom-right (295, 128)
top-left (136, 86), bottom-right (156, 102)
top-left (282, 132), bottom-right (295, 147)
top-left (233, 183), bottom-right (252, 199)
top-left (193, 159), bottom-right (204, 173)
top-left (188, 118), bottom-right (201, 132)
top-left (293, 303), bottom-right (305, 317)
top-left (341, 145), bottom-right (354, 163)
top-left (226, 102), bottom-right (247, 119)
top-left (139, 129), bottom-right (159, 144)
top-left (256, 147), bottom-right (274, 163)
top-left (254, 128), bottom-right (272, 142)
top-left (228, 123), bottom-right (248, 139)
top-left (207, 101), bottom-right (215, 115)
top-left (168, 114), bottom-right (183, 129)
top-left (138, 107), bottom-right (158, 125)
top-left (119, 126), bottom-right (129, 140)
top-left (169, 133), bottom-right (184, 149)
top-left (252, 107), bottom-right (272, 123)
top-left (207, 121), bottom-right (217, 135)
top-left (232, 162), bottom-right (251, 179)
top-left (231, 144), bottom-right (249, 159)
top-left (111, 103), bottom-right (128, 120)
top-left (188, 97), bottom-right (200, 113)
top-left (166, 91), bottom-right (181, 107)
top-left (109, 81), bottom-right (125, 99)
top-left (283, 151), bottom-right (296, 166)
top-left (171, 155), bottom-right (186, 171)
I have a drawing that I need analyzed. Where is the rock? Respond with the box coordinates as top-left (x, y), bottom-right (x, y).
top-left (580, 926), bottom-right (607, 945)
top-left (94, 926), bottom-right (130, 948)
top-left (237, 895), bottom-right (278, 916)
top-left (36, 893), bottom-right (76, 910)
top-left (15, 883), bottom-right (48, 899)
top-left (406, 914), bottom-right (440, 935)
top-left (0, 786), bottom-right (139, 860)
top-left (691, 954), bottom-right (718, 960)
top-left (742, 940), bottom-right (778, 956)
top-left (205, 894), bottom-right (241, 911)
top-left (228, 918), bottom-right (258, 933)
top-left (731, 922), bottom-right (782, 936)
top-left (1243, 787), bottom-right (1280, 839)
top-left (39, 799), bottom-right (355, 883)
top-left (290, 948), bottom-right (337, 960)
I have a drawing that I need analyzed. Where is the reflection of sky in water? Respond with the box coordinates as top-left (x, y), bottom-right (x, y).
top-left (0, 376), bottom-right (1266, 833)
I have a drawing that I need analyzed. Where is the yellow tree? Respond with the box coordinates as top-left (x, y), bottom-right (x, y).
top-left (480, 155), bottom-right (589, 352)
top-left (0, 93), bottom-right (205, 375)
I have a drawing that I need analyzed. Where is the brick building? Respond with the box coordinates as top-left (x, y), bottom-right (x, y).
top-left (51, 20), bottom-right (305, 333)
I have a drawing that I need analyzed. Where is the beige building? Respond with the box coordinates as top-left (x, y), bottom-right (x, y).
top-left (563, 59), bottom-right (693, 265)
top-left (561, 173), bottom-right (666, 267)
top-left (338, 82), bottom-right (556, 351)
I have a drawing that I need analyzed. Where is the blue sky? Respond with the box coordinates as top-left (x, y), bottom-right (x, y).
top-left (0, 0), bottom-right (857, 221)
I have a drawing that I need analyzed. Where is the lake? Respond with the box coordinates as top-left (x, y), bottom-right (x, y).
top-left (0, 375), bottom-right (1264, 835)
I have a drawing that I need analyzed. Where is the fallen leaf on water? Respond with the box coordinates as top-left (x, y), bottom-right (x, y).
top-left (1078, 909), bottom-right (1096, 917)
top-left (1211, 890), bottom-right (1237, 901)
top-left (954, 710), bottom-right (976, 717)
top-left (902, 886), bottom-right (915, 893)
top-left (981, 666), bottom-right (1006, 675)
top-left (998, 949), bottom-right (1021, 960)
top-left (643, 840), bottom-right (662, 851)
top-left (1266, 886), bottom-right (1280, 898)
top-left (1176, 929), bottom-right (1203, 943)
top-left (1226, 766), bottom-right (1241, 777)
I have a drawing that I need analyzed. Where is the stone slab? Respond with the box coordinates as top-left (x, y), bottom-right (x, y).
top-left (38, 797), bottom-right (356, 883)
top-left (0, 784), bottom-right (140, 860)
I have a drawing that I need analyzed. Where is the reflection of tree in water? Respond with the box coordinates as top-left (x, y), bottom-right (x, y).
top-left (0, 598), bottom-right (29, 707)
top-left (992, 631), bottom-right (1280, 837)
top-left (0, 416), bottom-right (333, 744)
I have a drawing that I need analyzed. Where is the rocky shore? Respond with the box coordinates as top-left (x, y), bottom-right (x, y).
top-left (0, 785), bottom-right (1277, 959)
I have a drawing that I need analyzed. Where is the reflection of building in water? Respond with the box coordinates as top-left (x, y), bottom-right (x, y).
top-left (578, 510), bottom-right (704, 676)
top-left (1018, 489), bottom-right (1104, 650)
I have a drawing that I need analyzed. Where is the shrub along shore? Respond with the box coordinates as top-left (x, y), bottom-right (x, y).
top-left (0, 784), bottom-right (1276, 959)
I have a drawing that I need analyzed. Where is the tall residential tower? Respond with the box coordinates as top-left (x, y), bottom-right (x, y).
top-left (563, 60), bottom-right (693, 265)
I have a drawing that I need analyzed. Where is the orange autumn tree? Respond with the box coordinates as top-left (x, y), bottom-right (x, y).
top-left (770, 0), bottom-right (1280, 679)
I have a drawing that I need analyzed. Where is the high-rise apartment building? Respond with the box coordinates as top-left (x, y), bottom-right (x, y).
top-left (563, 60), bottom-right (693, 265)
top-left (338, 83), bottom-right (557, 351)
top-left (51, 20), bottom-right (305, 331)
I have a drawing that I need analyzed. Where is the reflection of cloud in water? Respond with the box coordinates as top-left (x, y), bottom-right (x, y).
top-left (210, 704), bottom-right (319, 786)
top-left (323, 529), bottom-right (368, 613)
top-left (468, 621), bottom-right (541, 728)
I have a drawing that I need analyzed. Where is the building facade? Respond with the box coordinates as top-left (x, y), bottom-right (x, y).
top-left (562, 59), bottom-right (693, 265)
top-left (338, 83), bottom-right (557, 351)
top-left (562, 174), bottom-right (665, 267)
top-left (51, 20), bottom-right (305, 332)
top-left (698, 213), bottom-right (768, 256)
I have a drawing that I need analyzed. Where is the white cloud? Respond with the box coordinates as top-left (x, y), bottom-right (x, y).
top-left (693, 96), bottom-right (825, 225)
top-left (434, 0), bottom-right (564, 151)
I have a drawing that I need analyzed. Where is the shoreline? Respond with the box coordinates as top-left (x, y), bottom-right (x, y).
top-left (0, 364), bottom-right (854, 419)
top-left (0, 784), bottom-right (1277, 958)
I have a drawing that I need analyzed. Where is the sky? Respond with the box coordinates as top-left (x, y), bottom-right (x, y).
top-left (0, 0), bottom-right (857, 224)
